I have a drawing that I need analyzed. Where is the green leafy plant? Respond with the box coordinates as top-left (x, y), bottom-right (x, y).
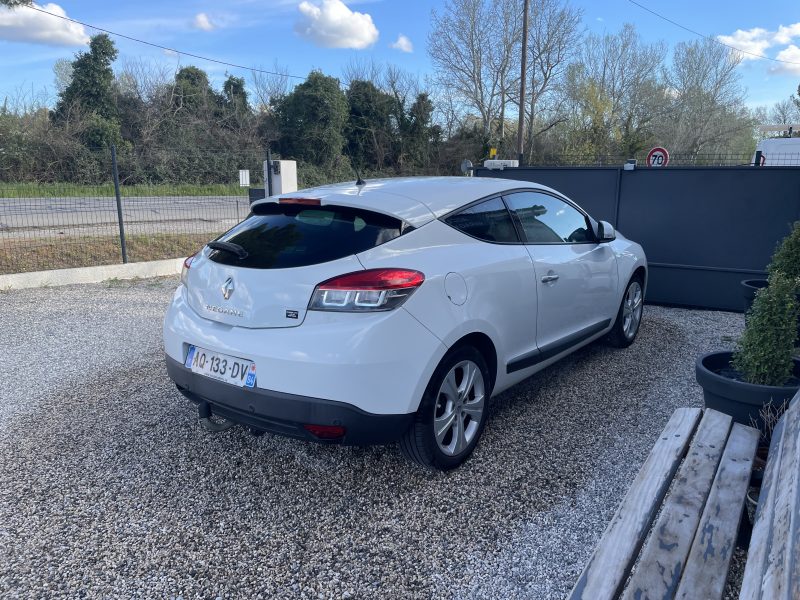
top-left (768, 221), bottom-right (800, 289)
top-left (733, 271), bottom-right (799, 386)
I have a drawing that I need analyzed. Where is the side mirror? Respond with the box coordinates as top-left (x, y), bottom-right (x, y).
top-left (596, 220), bottom-right (616, 242)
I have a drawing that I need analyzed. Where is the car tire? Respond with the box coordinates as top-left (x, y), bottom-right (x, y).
top-left (400, 346), bottom-right (491, 470)
top-left (607, 275), bottom-right (645, 348)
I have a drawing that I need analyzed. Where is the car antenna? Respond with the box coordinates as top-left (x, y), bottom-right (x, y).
top-left (355, 167), bottom-right (365, 186)
top-left (343, 150), bottom-right (366, 186)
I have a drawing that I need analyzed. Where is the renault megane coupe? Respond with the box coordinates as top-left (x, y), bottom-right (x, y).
top-left (164, 176), bottom-right (647, 469)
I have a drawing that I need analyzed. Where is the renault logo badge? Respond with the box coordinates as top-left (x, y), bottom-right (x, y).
top-left (222, 277), bottom-right (235, 300)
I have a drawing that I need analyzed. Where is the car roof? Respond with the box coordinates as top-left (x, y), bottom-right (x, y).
top-left (252, 176), bottom-right (557, 228)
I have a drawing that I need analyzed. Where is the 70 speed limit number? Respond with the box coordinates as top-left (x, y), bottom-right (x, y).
top-left (646, 147), bottom-right (669, 167)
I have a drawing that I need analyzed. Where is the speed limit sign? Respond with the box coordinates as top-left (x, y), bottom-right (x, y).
top-left (646, 147), bottom-right (669, 167)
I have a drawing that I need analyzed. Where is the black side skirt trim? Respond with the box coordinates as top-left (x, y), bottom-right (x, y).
top-left (506, 318), bottom-right (612, 374)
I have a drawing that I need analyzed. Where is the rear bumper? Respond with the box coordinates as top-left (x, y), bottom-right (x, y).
top-left (162, 287), bottom-right (447, 415)
top-left (165, 356), bottom-right (414, 445)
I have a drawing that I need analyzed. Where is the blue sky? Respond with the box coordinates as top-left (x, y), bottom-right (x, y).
top-left (1, 0), bottom-right (799, 110)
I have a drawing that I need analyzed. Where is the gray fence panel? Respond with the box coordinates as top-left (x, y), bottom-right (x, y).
top-left (476, 166), bottom-right (800, 311)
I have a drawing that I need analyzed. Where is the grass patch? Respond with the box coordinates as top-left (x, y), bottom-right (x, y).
top-left (0, 182), bottom-right (248, 198)
top-left (0, 233), bottom-right (213, 274)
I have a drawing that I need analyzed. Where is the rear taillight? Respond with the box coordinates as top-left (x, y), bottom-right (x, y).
top-left (308, 268), bottom-right (425, 312)
top-left (180, 254), bottom-right (195, 287)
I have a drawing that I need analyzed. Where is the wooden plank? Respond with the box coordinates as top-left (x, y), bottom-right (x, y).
top-left (622, 409), bottom-right (733, 600)
top-left (786, 391), bottom-right (800, 600)
top-left (739, 418), bottom-right (786, 600)
top-left (569, 407), bottom-right (702, 600)
top-left (760, 395), bottom-right (800, 600)
top-left (676, 423), bottom-right (759, 600)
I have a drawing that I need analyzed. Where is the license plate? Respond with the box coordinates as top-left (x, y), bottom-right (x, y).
top-left (185, 345), bottom-right (256, 388)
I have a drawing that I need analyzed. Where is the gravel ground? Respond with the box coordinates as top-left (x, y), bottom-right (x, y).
top-left (0, 278), bottom-right (745, 599)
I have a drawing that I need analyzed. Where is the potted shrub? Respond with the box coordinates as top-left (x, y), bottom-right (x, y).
top-left (742, 222), bottom-right (800, 329)
top-left (698, 271), bottom-right (800, 430)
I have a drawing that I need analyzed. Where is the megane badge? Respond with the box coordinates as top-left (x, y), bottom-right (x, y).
top-left (222, 277), bottom-right (235, 300)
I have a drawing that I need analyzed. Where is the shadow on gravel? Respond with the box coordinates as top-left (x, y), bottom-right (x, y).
top-left (0, 305), bottom-right (739, 599)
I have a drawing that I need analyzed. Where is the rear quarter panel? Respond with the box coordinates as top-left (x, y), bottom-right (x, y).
top-left (357, 220), bottom-right (540, 392)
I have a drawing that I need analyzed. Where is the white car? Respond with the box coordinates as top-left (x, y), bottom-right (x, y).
top-left (164, 177), bottom-right (647, 469)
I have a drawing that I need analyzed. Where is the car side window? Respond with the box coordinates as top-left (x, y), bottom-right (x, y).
top-left (503, 191), bottom-right (593, 244)
top-left (444, 197), bottom-right (520, 243)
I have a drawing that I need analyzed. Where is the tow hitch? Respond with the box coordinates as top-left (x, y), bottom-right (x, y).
top-left (197, 402), bottom-right (236, 433)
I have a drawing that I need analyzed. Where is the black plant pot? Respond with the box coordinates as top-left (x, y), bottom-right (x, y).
top-left (741, 279), bottom-right (768, 314)
top-left (695, 351), bottom-right (800, 429)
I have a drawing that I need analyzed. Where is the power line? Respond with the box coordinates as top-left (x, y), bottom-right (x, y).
top-left (627, 0), bottom-right (800, 66)
top-left (26, 4), bottom-right (307, 79)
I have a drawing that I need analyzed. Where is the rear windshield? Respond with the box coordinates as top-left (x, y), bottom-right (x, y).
top-left (207, 203), bottom-right (406, 269)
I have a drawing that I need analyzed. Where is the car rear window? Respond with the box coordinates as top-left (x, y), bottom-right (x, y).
top-left (207, 203), bottom-right (406, 269)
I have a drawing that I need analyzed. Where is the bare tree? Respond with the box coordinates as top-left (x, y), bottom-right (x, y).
top-left (659, 39), bottom-right (750, 157)
top-left (53, 59), bottom-right (74, 96)
top-left (428, 0), bottom-right (522, 137)
top-left (3, 82), bottom-right (51, 116)
top-left (251, 62), bottom-right (290, 111)
top-left (341, 57), bottom-right (384, 88)
top-left (382, 64), bottom-right (419, 104)
top-left (115, 58), bottom-right (175, 146)
top-left (118, 58), bottom-right (172, 102)
top-left (522, 0), bottom-right (582, 159)
top-left (490, 0), bottom-right (523, 140)
top-left (566, 23), bottom-right (667, 156)
top-left (428, 77), bottom-right (467, 139)
top-left (769, 97), bottom-right (800, 124)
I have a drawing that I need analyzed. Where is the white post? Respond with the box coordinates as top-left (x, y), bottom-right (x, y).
top-left (271, 161), bottom-right (298, 195)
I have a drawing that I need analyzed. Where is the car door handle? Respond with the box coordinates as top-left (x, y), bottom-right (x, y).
top-left (541, 274), bottom-right (559, 283)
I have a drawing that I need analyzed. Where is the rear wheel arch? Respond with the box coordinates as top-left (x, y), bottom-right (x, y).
top-left (401, 344), bottom-right (491, 469)
top-left (449, 332), bottom-right (498, 394)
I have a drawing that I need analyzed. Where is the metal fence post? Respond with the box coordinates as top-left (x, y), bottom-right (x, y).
top-left (613, 167), bottom-right (622, 228)
top-left (266, 148), bottom-right (274, 197)
top-left (111, 144), bottom-right (128, 263)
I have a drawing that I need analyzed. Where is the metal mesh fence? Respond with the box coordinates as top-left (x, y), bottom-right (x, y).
top-left (2, 147), bottom-right (798, 275)
top-left (0, 148), bottom-right (261, 275)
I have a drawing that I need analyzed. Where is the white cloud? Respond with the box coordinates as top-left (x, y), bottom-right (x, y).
top-left (193, 12), bottom-right (215, 31)
top-left (390, 34), bottom-right (412, 53)
top-left (295, 0), bottom-right (378, 49)
top-left (774, 23), bottom-right (800, 45)
top-left (717, 22), bottom-right (800, 63)
top-left (771, 45), bottom-right (800, 75)
top-left (0, 2), bottom-right (89, 47)
top-left (717, 27), bottom-right (772, 60)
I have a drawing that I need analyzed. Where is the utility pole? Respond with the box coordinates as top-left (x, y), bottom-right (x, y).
top-left (517, 0), bottom-right (530, 165)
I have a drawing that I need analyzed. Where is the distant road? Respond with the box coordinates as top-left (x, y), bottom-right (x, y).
top-left (0, 195), bottom-right (251, 238)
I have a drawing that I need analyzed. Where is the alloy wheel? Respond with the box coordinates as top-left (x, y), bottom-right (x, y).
top-left (433, 360), bottom-right (485, 456)
top-left (622, 281), bottom-right (643, 340)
